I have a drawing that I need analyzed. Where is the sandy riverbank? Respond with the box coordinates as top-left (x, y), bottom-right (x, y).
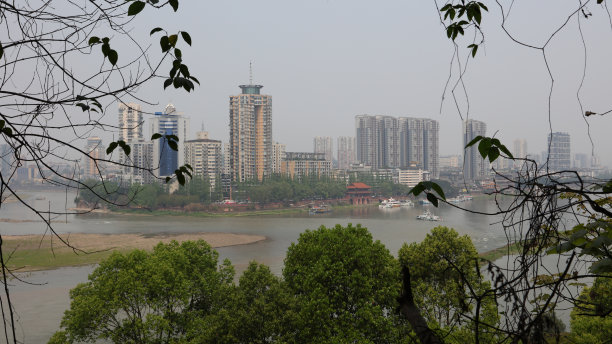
top-left (3, 232), bottom-right (266, 272)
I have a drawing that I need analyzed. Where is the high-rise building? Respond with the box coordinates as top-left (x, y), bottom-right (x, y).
top-left (281, 152), bottom-right (331, 180)
top-left (118, 103), bottom-right (144, 142)
top-left (355, 115), bottom-right (439, 177)
top-left (272, 142), bottom-right (286, 174)
top-left (150, 104), bottom-right (189, 177)
top-left (513, 139), bottom-right (528, 168)
top-left (0, 143), bottom-right (14, 177)
top-left (123, 140), bottom-right (154, 184)
top-left (513, 139), bottom-right (528, 159)
top-left (547, 132), bottom-right (570, 171)
top-left (229, 83), bottom-right (272, 182)
top-left (185, 131), bottom-right (222, 188)
top-left (573, 153), bottom-right (590, 169)
top-left (313, 136), bottom-right (333, 163)
top-left (463, 119), bottom-right (487, 180)
top-left (83, 137), bottom-right (105, 178)
top-left (337, 136), bottom-right (356, 170)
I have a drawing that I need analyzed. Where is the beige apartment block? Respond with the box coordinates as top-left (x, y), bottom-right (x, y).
top-left (229, 84), bottom-right (272, 182)
top-left (281, 152), bottom-right (331, 180)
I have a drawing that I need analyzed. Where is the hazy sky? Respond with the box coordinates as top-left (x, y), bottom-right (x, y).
top-left (120, 0), bottom-right (612, 165)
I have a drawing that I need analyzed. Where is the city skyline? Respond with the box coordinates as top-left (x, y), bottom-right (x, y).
top-left (100, 0), bottom-right (612, 167)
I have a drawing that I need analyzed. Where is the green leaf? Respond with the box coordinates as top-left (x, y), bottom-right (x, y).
top-left (498, 144), bottom-right (514, 159)
top-left (101, 43), bottom-right (110, 56)
top-left (189, 75), bottom-right (200, 85)
top-left (478, 2), bottom-right (489, 11)
top-left (106, 142), bottom-right (118, 155)
top-left (88, 37), bottom-right (100, 46)
top-left (169, 0), bottom-right (179, 11)
top-left (163, 78), bottom-right (173, 89)
top-left (160, 36), bottom-right (171, 52)
top-left (168, 34), bottom-right (178, 47)
top-left (473, 6), bottom-right (482, 24)
top-left (478, 138), bottom-right (492, 158)
top-left (174, 48), bottom-right (182, 59)
top-left (179, 64), bottom-right (189, 78)
top-left (166, 134), bottom-right (179, 142)
top-left (184, 163), bottom-right (193, 171)
top-left (469, 44), bottom-right (478, 57)
top-left (75, 103), bottom-right (89, 112)
top-left (150, 27), bottom-right (163, 36)
top-left (0, 120), bottom-right (4, 130)
top-left (151, 133), bottom-right (163, 140)
top-left (165, 176), bottom-right (172, 183)
top-left (107, 49), bottom-right (118, 66)
top-left (2, 127), bottom-right (12, 137)
top-left (176, 170), bottom-right (186, 185)
top-left (426, 192), bottom-right (439, 207)
top-left (488, 146), bottom-right (500, 162)
top-left (590, 258), bottom-right (612, 273)
top-left (180, 31), bottom-right (192, 46)
top-left (168, 140), bottom-right (178, 151)
top-left (430, 182), bottom-right (446, 200)
top-left (119, 141), bottom-right (131, 156)
top-left (465, 135), bottom-right (483, 148)
top-left (127, 1), bottom-right (146, 16)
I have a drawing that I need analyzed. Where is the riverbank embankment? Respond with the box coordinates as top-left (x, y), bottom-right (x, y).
top-left (3, 232), bottom-right (266, 272)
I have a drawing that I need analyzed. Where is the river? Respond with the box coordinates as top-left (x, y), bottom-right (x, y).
top-left (0, 190), bottom-right (512, 343)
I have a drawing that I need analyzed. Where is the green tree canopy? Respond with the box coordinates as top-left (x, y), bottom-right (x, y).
top-left (50, 240), bottom-right (234, 344)
top-left (398, 226), bottom-right (499, 343)
top-left (570, 275), bottom-right (612, 344)
top-left (282, 224), bottom-right (407, 343)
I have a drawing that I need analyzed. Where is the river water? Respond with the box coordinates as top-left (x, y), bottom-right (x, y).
top-left (1, 191), bottom-right (510, 343)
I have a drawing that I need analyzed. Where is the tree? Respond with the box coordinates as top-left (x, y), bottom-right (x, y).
top-left (399, 227), bottom-right (499, 343)
top-left (188, 262), bottom-right (292, 344)
top-left (50, 240), bottom-right (234, 344)
top-left (569, 275), bottom-right (612, 343)
top-left (282, 224), bottom-right (408, 343)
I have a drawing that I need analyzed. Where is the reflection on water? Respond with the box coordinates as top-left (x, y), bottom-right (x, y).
top-left (3, 191), bottom-right (511, 342)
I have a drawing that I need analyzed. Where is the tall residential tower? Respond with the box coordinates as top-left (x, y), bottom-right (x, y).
top-left (355, 115), bottom-right (439, 178)
top-left (463, 119), bottom-right (487, 180)
top-left (229, 83), bottom-right (272, 182)
top-left (547, 132), bottom-right (571, 171)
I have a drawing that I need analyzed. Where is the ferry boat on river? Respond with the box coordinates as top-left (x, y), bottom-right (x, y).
top-left (416, 210), bottom-right (441, 221)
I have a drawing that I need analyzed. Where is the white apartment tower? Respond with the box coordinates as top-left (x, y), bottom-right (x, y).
top-left (185, 131), bottom-right (222, 188)
top-left (229, 83), bottom-right (272, 182)
top-left (337, 136), bottom-right (356, 170)
top-left (118, 103), bottom-right (144, 142)
top-left (313, 136), bottom-right (333, 163)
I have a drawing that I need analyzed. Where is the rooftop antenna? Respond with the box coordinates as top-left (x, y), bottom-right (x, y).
top-left (201, 121), bottom-right (205, 132)
top-left (249, 60), bottom-right (253, 84)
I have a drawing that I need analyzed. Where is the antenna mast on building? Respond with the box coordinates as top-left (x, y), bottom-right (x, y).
top-left (249, 60), bottom-right (253, 84)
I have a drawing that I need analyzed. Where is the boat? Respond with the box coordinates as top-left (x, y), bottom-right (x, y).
top-left (419, 199), bottom-right (432, 205)
top-left (309, 205), bottom-right (332, 214)
top-left (400, 200), bottom-right (414, 207)
top-left (416, 210), bottom-right (441, 221)
top-left (379, 198), bottom-right (401, 208)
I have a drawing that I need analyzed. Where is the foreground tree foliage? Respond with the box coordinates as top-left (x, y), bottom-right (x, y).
top-left (569, 275), bottom-right (612, 344)
top-left (399, 227), bottom-right (499, 343)
top-left (50, 224), bottom-right (612, 343)
top-left (282, 224), bottom-right (409, 343)
top-left (49, 241), bottom-right (234, 343)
